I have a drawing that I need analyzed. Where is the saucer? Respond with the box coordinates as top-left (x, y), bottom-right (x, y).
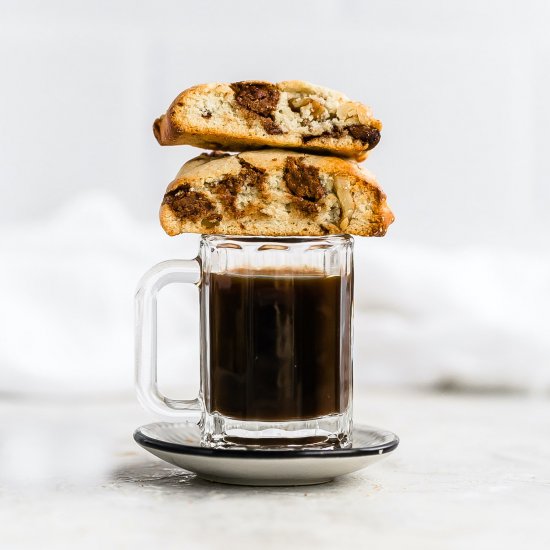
top-left (134, 421), bottom-right (399, 486)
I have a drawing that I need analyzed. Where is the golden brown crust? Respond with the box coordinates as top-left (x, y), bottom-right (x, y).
top-left (154, 81), bottom-right (382, 161)
top-left (159, 150), bottom-right (393, 237)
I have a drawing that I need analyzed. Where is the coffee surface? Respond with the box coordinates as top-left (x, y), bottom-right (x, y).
top-left (207, 269), bottom-right (350, 421)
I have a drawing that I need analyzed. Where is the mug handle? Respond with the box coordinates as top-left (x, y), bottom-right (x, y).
top-left (135, 259), bottom-right (202, 420)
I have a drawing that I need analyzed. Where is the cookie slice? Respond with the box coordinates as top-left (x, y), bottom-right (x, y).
top-left (154, 81), bottom-right (382, 161)
top-left (159, 150), bottom-right (393, 237)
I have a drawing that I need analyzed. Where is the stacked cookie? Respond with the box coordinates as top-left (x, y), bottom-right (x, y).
top-left (154, 80), bottom-right (393, 237)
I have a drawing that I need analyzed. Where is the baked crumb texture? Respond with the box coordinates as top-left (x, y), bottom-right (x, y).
top-left (154, 80), bottom-right (382, 161)
top-left (160, 150), bottom-right (394, 237)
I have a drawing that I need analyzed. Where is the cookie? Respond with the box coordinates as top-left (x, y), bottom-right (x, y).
top-left (159, 149), bottom-right (393, 237)
top-left (154, 81), bottom-right (382, 161)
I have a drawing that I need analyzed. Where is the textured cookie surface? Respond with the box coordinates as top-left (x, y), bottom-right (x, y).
top-left (160, 150), bottom-right (394, 237)
top-left (154, 81), bottom-right (382, 161)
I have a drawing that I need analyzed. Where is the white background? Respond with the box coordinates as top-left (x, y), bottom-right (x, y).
top-left (1, 0), bottom-right (549, 398)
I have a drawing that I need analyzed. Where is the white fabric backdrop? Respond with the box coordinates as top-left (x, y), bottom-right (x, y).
top-left (2, 193), bottom-right (548, 397)
top-left (2, 1), bottom-right (550, 397)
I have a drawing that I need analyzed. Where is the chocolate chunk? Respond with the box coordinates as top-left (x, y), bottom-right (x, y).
top-left (201, 214), bottom-right (222, 228)
top-left (347, 124), bottom-right (381, 149)
top-left (296, 200), bottom-right (321, 215)
top-left (283, 157), bottom-right (325, 202)
top-left (222, 162), bottom-right (265, 195)
top-left (198, 151), bottom-right (231, 161)
top-left (230, 81), bottom-right (283, 135)
top-left (213, 161), bottom-right (266, 212)
top-left (163, 184), bottom-right (216, 221)
top-left (260, 118), bottom-right (284, 135)
top-left (302, 124), bottom-right (380, 149)
top-left (302, 127), bottom-right (344, 143)
top-left (302, 133), bottom-right (322, 143)
top-left (239, 160), bottom-right (266, 187)
top-left (230, 82), bottom-right (280, 117)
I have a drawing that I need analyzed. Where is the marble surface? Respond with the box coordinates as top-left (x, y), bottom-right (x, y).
top-left (1, 389), bottom-right (549, 549)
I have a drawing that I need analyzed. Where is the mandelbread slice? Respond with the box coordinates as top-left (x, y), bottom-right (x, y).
top-left (154, 81), bottom-right (382, 161)
top-left (159, 150), bottom-right (394, 237)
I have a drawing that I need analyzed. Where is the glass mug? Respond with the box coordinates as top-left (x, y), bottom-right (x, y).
top-left (135, 235), bottom-right (354, 449)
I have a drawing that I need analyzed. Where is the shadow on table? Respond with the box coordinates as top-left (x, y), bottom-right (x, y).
top-left (110, 459), bottom-right (382, 496)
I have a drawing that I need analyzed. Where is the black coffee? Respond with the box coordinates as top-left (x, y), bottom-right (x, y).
top-left (207, 269), bottom-right (351, 422)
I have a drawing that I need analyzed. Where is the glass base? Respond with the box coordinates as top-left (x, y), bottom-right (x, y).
top-left (201, 410), bottom-right (352, 450)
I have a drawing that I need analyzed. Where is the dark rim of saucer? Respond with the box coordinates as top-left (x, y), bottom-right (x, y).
top-left (133, 423), bottom-right (399, 459)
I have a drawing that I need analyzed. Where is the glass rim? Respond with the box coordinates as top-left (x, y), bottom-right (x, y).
top-left (201, 234), bottom-right (353, 245)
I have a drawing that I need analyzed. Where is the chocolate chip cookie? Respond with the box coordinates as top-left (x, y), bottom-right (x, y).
top-left (159, 149), bottom-right (393, 237)
top-left (154, 80), bottom-right (382, 161)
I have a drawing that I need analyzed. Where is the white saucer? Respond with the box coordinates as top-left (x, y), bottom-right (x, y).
top-left (134, 421), bottom-right (399, 486)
